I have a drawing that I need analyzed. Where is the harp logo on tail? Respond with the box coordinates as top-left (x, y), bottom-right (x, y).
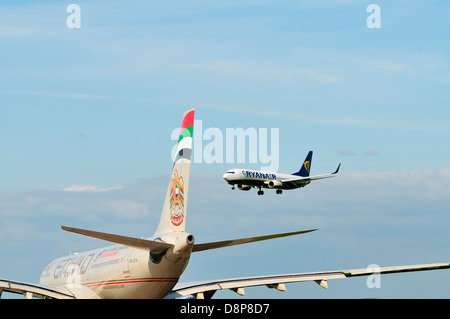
top-left (169, 170), bottom-right (185, 226)
top-left (304, 161), bottom-right (311, 174)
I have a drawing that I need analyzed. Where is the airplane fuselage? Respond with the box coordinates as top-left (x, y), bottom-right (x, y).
top-left (39, 232), bottom-right (194, 299)
top-left (223, 169), bottom-right (309, 191)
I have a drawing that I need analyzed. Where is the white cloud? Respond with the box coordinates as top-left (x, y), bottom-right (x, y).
top-left (336, 149), bottom-right (355, 156)
top-left (0, 184), bottom-right (151, 225)
top-left (336, 149), bottom-right (380, 156)
top-left (100, 199), bottom-right (149, 219)
top-left (63, 184), bottom-right (124, 193)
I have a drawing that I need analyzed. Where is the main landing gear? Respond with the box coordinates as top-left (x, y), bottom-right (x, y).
top-left (257, 187), bottom-right (283, 195)
top-left (257, 189), bottom-right (282, 195)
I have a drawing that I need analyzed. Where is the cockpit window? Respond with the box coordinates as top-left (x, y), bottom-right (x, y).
top-left (226, 171), bottom-right (235, 174)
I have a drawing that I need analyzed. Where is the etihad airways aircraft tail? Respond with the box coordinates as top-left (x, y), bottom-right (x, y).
top-left (154, 108), bottom-right (195, 236)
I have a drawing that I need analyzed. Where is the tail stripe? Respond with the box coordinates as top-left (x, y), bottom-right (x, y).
top-left (180, 110), bottom-right (195, 132)
top-left (178, 126), bottom-right (193, 143)
top-left (173, 109), bottom-right (195, 165)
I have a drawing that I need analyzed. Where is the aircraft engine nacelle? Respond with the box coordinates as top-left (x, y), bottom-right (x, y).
top-left (265, 180), bottom-right (283, 188)
top-left (237, 184), bottom-right (251, 191)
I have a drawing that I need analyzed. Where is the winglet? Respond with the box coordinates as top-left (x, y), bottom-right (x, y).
top-left (332, 163), bottom-right (341, 175)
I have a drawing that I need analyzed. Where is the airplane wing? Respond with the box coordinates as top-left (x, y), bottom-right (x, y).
top-left (4, 262), bottom-right (448, 299)
top-left (0, 279), bottom-right (76, 299)
top-left (166, 262), bottom-right (450, 299)
top-left (281, 163), bottom-right (341, 185)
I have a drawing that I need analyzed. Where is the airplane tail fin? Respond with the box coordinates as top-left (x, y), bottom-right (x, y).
top-left (293, 151), bottom-right (313, 177)
top-left (154, 108), bottom-right (195, 237)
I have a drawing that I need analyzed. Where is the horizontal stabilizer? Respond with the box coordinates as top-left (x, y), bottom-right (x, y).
top-left (61, 226), bottom-right (173, 253)
top-left (192, 229), bottom-right (317, 252)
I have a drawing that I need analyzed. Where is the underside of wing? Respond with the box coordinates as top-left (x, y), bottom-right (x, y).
top-left (282, 173), bottom-right (335, 184)
top-left (167, 262), bottom-right (450, 299)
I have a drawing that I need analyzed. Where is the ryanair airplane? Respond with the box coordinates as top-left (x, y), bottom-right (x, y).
top-left (1, 108), bottom-right (449, 299)
top-left (223, 151), bottom-right (341, 195)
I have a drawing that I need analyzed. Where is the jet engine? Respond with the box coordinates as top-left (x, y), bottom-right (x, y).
top-left (265, 180), bottom-right (283, 188)
top-left (237, 184), bottom-right (251, 191)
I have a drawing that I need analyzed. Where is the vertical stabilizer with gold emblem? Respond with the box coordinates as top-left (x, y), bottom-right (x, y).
top-left (293, 151), bottom-right (313, 177)
top-left (154, 108), bottom-right (195, 236)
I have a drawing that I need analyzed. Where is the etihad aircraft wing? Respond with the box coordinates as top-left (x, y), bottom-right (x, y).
top-left (0, 279), bottom-right (76, 299)
top-left (166, 262), bottom-right (450, 299)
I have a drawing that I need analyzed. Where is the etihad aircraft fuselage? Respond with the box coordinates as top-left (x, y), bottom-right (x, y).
top-left (39, 231), bottom-right (194, 299)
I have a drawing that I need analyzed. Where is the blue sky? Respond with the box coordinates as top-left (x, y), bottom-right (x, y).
top-left (1, 0), bottom-right (450, 298)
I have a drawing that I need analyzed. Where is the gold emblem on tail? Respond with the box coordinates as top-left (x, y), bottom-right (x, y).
top-left (169, 170), bottom-right (185, 226)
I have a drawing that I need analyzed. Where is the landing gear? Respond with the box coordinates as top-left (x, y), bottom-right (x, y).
top-left (276, 189), bottom-right (283, 194)
top-left (231, 185), bottom-right (235, 190)
top-left (257, 187), bottom-right (264, 196)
